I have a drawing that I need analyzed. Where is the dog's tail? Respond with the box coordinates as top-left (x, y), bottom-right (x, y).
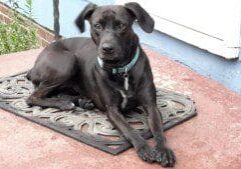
top-left (26, 69), bottom-right (32, 81)
top-left (26, 69), bottom-right (41, 88)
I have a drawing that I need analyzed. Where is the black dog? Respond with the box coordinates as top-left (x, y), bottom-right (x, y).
top-left (26, 2), bottom-right (175, 167)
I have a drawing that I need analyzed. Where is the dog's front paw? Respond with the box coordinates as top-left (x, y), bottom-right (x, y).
top-left (137, 145), bottom-right (155, 163)
top-left (154, 146), bottom-right (176, 167)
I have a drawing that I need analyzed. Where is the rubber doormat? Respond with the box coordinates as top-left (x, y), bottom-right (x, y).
top-left (0, 72), bottom-right (197, 155)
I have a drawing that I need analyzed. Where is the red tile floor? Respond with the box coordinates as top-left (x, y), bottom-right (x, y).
top-left (0, 47), bottom-right (241, 169)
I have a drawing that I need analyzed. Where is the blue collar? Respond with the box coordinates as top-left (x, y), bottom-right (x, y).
top-left (97, 47), bottom-right (140, 74)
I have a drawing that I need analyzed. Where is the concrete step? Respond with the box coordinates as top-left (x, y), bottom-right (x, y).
top-left (0, 47), bottom-right (240, 169)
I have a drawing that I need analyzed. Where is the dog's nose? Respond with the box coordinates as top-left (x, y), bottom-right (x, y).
top-left (102, 43), bottom-right (114, 54)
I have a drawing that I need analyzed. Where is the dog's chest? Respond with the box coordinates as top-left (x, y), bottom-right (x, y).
top-left (118, 88), bottom-right (134, 109)
top-left (110, 74), bottom-right (135, 109)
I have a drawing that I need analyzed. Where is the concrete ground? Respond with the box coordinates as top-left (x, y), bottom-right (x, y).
top-left (0, 47), bottom-right (241, 169)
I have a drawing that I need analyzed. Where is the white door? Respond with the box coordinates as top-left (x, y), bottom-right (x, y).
top-left (117, 0), bottom-right (241, 59)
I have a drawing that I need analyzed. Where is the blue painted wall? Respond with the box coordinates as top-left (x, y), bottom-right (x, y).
top-left (2, 0), bottom-right (241, 93)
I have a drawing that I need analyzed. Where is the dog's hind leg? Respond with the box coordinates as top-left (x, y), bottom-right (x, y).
top-left (55, 94), bottom-right (95, 110)
top-left (26, 80), bottom-right (76, 110)
top-left (77, 98), bottom-right (95, 110)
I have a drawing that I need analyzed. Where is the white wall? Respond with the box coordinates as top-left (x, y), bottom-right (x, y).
top-left (117, 0), bottom-right (241, 59)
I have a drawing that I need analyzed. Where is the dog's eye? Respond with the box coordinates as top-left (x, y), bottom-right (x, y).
top-left (94, 23), bottom-right (103, 30)
top-left (117, 23), bottom-right (127, 31)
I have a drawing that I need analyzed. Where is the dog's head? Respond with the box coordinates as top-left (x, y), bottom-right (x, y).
top-left (75, 3), bottom-right (154, 64)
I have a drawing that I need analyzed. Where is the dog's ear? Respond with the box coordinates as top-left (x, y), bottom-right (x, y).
top-left (124, 2), bottom-right (154, 33)
top-left (75, 3), bottom-right (97, 33)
